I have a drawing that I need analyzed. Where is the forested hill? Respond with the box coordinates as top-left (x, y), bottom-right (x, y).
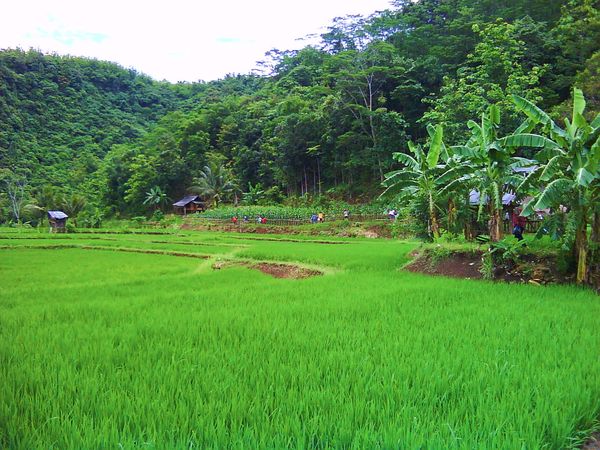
top-left (1, 0), bottom-right (599, 219)
top-left (0, 49), bottom-right (204, 186)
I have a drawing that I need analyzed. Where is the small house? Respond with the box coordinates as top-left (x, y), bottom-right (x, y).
top-left (48, 210), bottom-right (68, 233)
top-left (173, 195), bottom-right (205, 215)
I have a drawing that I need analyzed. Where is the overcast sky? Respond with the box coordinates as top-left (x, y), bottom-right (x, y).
top-left (1, 0), bottom-right (392, 82)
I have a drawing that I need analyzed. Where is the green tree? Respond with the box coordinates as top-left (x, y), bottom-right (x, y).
top-left (442, 105), bottom-right (537, 242)
top-left (142, 186), bottom-right (169, 212)
top-left (511, 88), bottom-right (599, 284)
top-left (423, 20), bottom-right (545, 143)
top-left (381, 124), bottom-right (446, 239)
top-left (189, 163), bottom-right (236, 208)
top-left (60, 193), bottom-right (87, 226)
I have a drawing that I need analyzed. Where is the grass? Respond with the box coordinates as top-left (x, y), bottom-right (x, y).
top-left (0, 229), bottom-right (599, 449)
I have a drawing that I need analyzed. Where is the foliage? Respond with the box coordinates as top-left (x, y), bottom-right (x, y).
top-left (142, 186), bottom-right (169, 211)
top-left (1, 0), bottom-right (598, 217)
top-left (381, 124), bottom-right (447, 239)
top-left (423, 20), bottom-right (546, 143)
top-left (513, 87), bottom-right (600, 283)
top-left (189, 163), bottom-right (237, 207)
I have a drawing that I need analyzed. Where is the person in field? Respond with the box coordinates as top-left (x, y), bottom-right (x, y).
top-left (343, 209), bottom-right (350, 220)
top-left (231, 216), bottom-right (238, 224)
top-left (261, 216), bottom-right (267, 224)
top-left (318, 212), bottom-right (324, 222)
top-left (311, 213), bottom-right (318, 224)
top-left (512, 207), bottom-right (527, 241)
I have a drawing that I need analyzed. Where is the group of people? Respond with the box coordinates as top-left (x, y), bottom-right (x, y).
top-left (228, 205), bottom-right (536, 242)
top-left (310, 212), bottom-right (326, 223)
top-left (231, 215), bottom-right (267, 224)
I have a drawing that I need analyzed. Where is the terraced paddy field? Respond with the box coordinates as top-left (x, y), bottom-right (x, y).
top-left (0, 229), bottom-right (599, 449)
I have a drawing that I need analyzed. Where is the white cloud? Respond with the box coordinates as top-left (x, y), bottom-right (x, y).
top-left (0, 0), bottom-right (392, 82)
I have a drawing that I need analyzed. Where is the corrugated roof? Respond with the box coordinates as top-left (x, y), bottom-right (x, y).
top-left (173, 195), bottom-right (199, 207)
top-left (48, 210), bottom-right (68, 219)
top-left (469, 190), bottom-right (517, 206)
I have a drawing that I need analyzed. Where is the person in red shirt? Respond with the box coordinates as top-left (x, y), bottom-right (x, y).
top-left (261, 217), bottom-right (267, 224)
top-left (231, 216), bottom-right (238, 224)
top-left (511, 207), bottom-right (527, 241)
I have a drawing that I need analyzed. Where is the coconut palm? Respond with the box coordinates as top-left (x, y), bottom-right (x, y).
top-left (60, 193), bottom-right (87, 226)
top-left (189, 164), bottom-right (236, 208)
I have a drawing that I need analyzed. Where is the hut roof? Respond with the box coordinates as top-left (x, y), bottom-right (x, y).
top-left (48, 210), bottom-right (68, 219)
top-left (173, 195), bottom-right (200, 207)
top-left (469, 190), bottom-right (517, 206)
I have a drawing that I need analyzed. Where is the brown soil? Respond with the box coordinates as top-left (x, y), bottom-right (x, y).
top-left (212, 261), bottom-right (322, 279)
top-left (405, 251), bottom-right (483, 280)
top-left (405, 248), bottom-right (580, 286)
top-left (180, 221), bottom-right (394, 239)
top-left (583, 433), bottom-right (600, 450)
top-left (253, 262), bottom-right (322, 279)
top-left (1, 244), bottom-right (210, 259)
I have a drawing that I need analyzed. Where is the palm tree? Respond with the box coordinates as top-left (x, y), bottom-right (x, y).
top-left (189, 164), bottom-right (236, 208)
top-left (60, 193), bottom-right (87, 226)
top-left (381, 125), bottom-right (447, 239)
top-left (24, 185), bottom-right (59, 226)
top-left (143, 186), bottom-right (169, 211)
top-left (509, 88), bottom-right (599, 283)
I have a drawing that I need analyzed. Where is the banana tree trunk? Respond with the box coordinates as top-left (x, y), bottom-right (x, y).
top-left (447, 198), bottom-right (456, 231)
top-left (429, 193), bottom-right (440, 239)
top-left (489, 207), bottom-right (502, 242)
top-left (592, 210), bottom-right (600, 244)
top-left (575, 210), bottom-right (589, 284)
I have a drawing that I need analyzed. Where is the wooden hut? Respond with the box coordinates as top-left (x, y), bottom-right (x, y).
top-left (172, 195), bottom-right (205, 215)
top-left (48, 210), bottom-right (68, 233)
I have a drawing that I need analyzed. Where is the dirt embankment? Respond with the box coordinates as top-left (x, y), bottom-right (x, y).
top-left (181, 221), bottom-right (392, 238)
top-left (405, 247), bottom-right (575, 286)
top-left (406, 250), bottom-right (483, 280)
top-left (212, 261), bottom-right (322, 279)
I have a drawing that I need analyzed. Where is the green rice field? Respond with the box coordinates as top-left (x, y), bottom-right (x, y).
top-left (0, 229), bottom-right (599, 449)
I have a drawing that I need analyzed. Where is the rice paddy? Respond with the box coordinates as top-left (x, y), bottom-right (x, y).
top-left (0, 229), bottom-right (599, 449)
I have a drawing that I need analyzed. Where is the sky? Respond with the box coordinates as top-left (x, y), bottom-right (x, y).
top-left (1, 0), bottom-right (393, 82)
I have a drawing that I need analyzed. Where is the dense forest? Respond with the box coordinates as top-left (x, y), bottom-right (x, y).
top-left (1, 0), bottom-right (599, 222)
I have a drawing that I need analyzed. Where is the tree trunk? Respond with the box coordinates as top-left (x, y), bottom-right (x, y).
top-left (575, 211), bottom-right (589, 284)
top-left (591, 210), bottom-right (600, 244)
top-left (489, 207), bottom-right (502, 242)
top-left (429, 193), bottom-right (440, 239)
top-left (447, 198), bottom-right (456, 231)
top-left (464, 221), bottom-right (472, 241)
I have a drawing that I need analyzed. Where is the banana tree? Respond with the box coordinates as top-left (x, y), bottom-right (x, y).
top-left (441, 105), bottom-right (536, 242)
top-left (381, 124), bottom-right (446, 239)
top-left (510, 88), bottom-right (599, 284)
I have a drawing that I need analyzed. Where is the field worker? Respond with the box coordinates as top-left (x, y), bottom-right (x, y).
top-left (343, 209), bottom-right (350, 220)
top-left (243, 215), bottom-right (249, 223)
top-left (261, 216), bottom-right (267, 224)
top-left (231, 216), bottom-right (238, 224)
top-left (512, 207), bottom-right (527, 241)
top-left (311, 213), bottom-right (318, 224)
top-left (318, 212), bottom-right (324, 222)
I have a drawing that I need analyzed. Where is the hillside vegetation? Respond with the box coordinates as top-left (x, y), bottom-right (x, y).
top-left (1, 0), bottom-right (599, 218)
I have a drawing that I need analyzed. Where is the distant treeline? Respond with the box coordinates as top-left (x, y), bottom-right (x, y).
top-left (1, 0), bottom-right (599, 218)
